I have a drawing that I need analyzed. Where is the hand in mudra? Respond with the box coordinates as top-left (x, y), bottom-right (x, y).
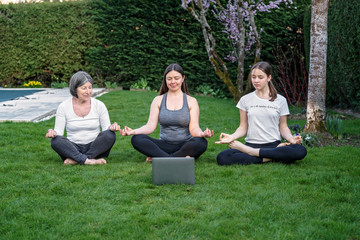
top-left (215, 133), bottom-right (235, 144)
top-left (120, 126), bottom-right (135, 136)
top-left (289, 135), bottom-right (302, 144)
top-left (202, 128), bottom-right (214, 138)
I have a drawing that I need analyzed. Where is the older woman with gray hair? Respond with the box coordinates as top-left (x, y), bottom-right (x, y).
top-left (45, 71), bottom-right (120, 165)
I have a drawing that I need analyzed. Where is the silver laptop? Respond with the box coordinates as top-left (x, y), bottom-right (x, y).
top-left (152, 157), bottom-right (195, 185)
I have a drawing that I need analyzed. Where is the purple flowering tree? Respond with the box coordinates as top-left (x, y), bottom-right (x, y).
top-left (181, 0), bottom-right (294, 101)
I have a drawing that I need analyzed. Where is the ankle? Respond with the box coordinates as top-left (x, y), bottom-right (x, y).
top-left (247, 148), bottom-right (260, 157)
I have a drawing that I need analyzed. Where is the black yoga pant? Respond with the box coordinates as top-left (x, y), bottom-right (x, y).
top-left (131, 134), bottom-right (208, 159)
top-left (217, 141), bottom-right (307, 165)
top-left (50, 129), bottom-right (116, 164)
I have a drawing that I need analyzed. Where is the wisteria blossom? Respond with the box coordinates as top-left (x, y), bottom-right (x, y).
top-left (182, 0), bottom-right (294, 62)
top-left (212, 0), bottom-right (293, 61)
top-left (181, 0), bottom-right (294, 99)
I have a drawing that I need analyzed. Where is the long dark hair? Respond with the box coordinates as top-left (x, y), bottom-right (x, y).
top-left (158, 63), bottom-right (190, 95)
top-left (251, 61), bottom-right (277, 101)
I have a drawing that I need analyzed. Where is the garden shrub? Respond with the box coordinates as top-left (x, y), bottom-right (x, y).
top-left (0, 1), bottom-right (97, 87)
top-left (256, 0), bottom-right (311, 106)
top-left (326, 0), bottom-right (360, 110)
top-left (3, 0), bottom-right (358, 111)
top-left (85, 0), bottom-right (225, 92)
top-left (304, 0), bottom-right (360, 110)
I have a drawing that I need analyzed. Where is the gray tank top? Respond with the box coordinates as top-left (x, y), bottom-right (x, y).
top-left (159, 92), bottom-right (192, 144)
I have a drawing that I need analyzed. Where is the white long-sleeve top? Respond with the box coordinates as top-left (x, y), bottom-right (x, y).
top-left (54, 97), bottom-right (111, 144)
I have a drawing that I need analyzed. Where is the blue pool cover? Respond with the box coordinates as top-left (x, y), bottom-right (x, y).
top-left (0, 89), bottom-right (44, 102)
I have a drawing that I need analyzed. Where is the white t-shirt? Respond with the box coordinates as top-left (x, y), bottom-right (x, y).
top-left (54, 97), bottom-right (111, 144)
top-left (237, 91), bottom-right (289, 144)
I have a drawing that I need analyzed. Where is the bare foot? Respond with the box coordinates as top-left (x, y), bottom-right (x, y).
top-left (229, 141), bottom-right (260, 157)
top-left (186, 156), bottom-right (191, 158)
top-left (262, 158), bottom-right (272, 163)
top-left (146, 157), bottom-right (152, 163)
top-left (64, 158), bottom-right (78, 165)
top-left (96, 158), bottom-right (107, 164)
top-left (84, 158), bottom-right (107, 165)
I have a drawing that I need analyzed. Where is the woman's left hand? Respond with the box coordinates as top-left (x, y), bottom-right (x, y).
top-left (109, 122), bottom-right (121, 132)
top-left (202, 128), bottom-right (214, 138)
top-left (289, 135), bottom-right (302, 144)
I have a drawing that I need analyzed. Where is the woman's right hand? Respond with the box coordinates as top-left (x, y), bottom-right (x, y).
top-left (109, 122), bottom-right (121, 132)
top-left (215, 133), bottom-right (235, 144)
top-left (120, 126), bottom-right (135, 136)
top-left (45, 129), bottom-right (57, 138)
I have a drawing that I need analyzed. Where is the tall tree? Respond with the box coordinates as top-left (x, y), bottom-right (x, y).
top-left (304, 0), bottom-right (329, 132)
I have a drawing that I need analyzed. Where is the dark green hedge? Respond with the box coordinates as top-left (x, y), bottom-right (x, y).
top-left (6, 0), bottom-right (356, 109)
top-left (304, 0), bottom-right (360, 110)
top-left (256, 0), bottom-right (311, 105)
top-left (86, 0), bottom-right (311, 92)
top-left (0, 0), bottom-right (307, 94)
top-left (257, 0), bottom-right (310, 64)
top-left (326, 0), bottom-right (360, 109)
top-left (85, 0), bottom-right (229, 92)
top-left (0, 1), bottom-right (97, 87)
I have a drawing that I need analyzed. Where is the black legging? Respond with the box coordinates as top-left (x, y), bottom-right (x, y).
top-left (217, 141), bottom-right (307, 165)
top-left (131, 134), bottom-right (208, 159)
top-left (51, 129), bottom-right (116, 164)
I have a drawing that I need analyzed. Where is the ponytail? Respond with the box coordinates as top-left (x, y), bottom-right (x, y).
top-left (268, 81), bottom-right (277, 102)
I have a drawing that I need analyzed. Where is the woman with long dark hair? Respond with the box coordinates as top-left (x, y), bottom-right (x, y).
top-left (121, 63), bottom-right (213, 162)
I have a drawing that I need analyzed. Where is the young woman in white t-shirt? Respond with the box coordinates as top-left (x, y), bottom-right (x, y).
top-left (45, 71), bottom-right (120, 165)
top-left (216, 62), bottom-right (307, 165)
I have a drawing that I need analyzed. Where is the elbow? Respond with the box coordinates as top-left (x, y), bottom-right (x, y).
top-left (144, 125), bottom-right (156, 135)
top-left (190, 129), bottom-right (202, 138)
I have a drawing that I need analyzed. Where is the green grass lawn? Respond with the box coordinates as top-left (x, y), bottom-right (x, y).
top-left (1, 90), bottom-right (359, 239)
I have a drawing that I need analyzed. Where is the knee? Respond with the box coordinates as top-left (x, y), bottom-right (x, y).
top-left (283, 145), bottom-right (307, 164)
top-left (216, 151), bottom-right (229, 166)
top-left (297, 145), bottom-right (307, 160)
top-left (50, 136), bottom-right (58, 147)
top-left (103, 129), bottom-right (116, 144)
top-left (194, 137), bottom-right (208, 152)
top-left (50, 135), bottom-right (65, 148)
top-left (131, 134), bottom-right (146, 147)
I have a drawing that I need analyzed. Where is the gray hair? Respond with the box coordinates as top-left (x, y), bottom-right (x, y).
top-left (69, 71), bottom-right (94, 98)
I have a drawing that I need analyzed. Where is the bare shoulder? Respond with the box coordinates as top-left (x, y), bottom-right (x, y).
top-left (151, 95), bottom-right (164, 107)
top-left (186, 95), bottom-right (198, 104)
top-left (186, 95), bottom-right (199, 109)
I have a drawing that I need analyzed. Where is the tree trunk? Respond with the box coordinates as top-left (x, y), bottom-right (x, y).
top-left (235, 0), bottom-right (245, 97)
top-left (248, 10), bottom-right (261, 61)
top-left (304, 0), bottom-right (329, 133)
